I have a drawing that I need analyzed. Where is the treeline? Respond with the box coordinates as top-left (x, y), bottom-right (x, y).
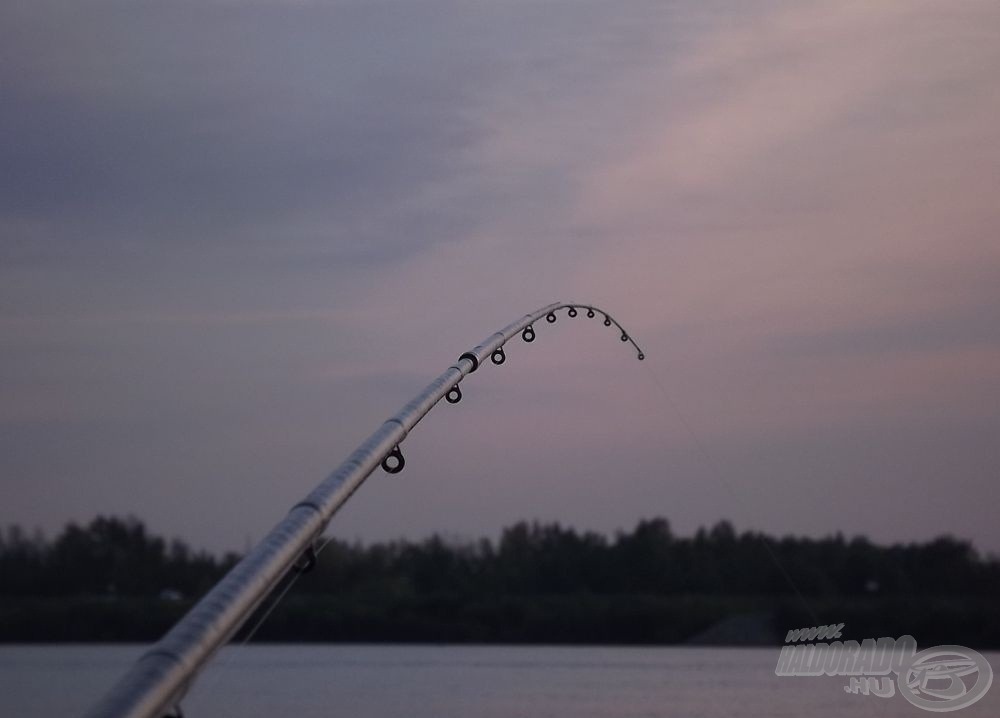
top-left (2, 516), bottom-right (999, 645)
top-left (0, 517), bottom-right (238, 598)
top-left (0, 517), bottom-right (1000, 597)
top-left (2, 515), bottom-right (998, 598)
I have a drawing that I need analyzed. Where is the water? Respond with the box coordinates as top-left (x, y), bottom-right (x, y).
top-left (1, 644), bottom-right (997, 717)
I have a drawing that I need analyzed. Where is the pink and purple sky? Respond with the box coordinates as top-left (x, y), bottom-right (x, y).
top-left (2, 0), bottom-right (999, 552)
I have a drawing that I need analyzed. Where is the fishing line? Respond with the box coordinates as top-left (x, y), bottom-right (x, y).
top-left (85, 302), bottom-right (713, 717)
top-left (180, 535), bottom-right (335, 717)
top-left (638, 360), bottom-right (820, 625)
top-left (235, 537), bottom-right (332, 646)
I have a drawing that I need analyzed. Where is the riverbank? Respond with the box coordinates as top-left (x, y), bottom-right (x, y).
top-left (2, 594), bottom-right (996, 647)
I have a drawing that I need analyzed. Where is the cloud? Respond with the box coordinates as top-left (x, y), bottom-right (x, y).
top-left (2, 0), bottom-right (999, 553)
top-left (570, 0), bottom-right (1000, 395)
top-left (583, 0), bottom-right (1000, 204)
top-left (0, 1), bottom-right (493, 271)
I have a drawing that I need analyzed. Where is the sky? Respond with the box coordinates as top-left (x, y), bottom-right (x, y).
top-left (2, 0), bottom-right (999, 555)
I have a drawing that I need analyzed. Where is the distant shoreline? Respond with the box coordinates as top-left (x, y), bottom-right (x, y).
top-left (3, 594), bottom-right (998, 649)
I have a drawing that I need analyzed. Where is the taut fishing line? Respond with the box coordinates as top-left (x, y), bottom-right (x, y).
top-left (190, 306), bottom-right (817, 716)
top-left (88, 302), bottom-right (808, 718)
top-left (638, 360), bottom-right (819, 625)
top-left (189, 535), bottom-right (334, 717)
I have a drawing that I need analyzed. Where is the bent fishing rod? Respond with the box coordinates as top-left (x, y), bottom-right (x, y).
top-left (84, 301), bottom-right (644, 718)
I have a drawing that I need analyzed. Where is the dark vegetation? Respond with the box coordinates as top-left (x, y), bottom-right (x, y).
top-left (2, 516), bottom-right (998, 646)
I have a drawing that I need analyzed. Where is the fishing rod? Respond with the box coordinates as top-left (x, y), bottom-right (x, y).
top-left (84, 301), bottom-right (644, 718)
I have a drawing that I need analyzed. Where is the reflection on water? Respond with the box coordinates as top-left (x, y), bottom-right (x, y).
top-left (1, 644), bottom-right (997, 717)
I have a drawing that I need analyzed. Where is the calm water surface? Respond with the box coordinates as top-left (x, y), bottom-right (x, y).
top-left (1, 644), bottom-right (997, 717)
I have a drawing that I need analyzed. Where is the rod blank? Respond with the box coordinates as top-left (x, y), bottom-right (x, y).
top-left (83, 301), bottom-right (643, 718)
